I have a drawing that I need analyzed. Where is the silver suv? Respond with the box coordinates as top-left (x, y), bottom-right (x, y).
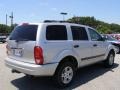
top-left (5, 21), bottom-right (115, 87)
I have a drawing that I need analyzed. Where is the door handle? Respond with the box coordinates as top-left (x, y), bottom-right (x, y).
top-left (93, 44), bottom-right (97, 47)
top-left (74, 45), bottom-right (79, 48)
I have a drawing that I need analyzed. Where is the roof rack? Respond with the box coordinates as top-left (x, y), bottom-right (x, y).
top-left (44, 20), bottom-right (68, 23)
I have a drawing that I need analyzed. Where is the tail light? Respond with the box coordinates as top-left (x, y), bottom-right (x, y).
top-left (22, 23), bottom-right (29, 26)
top-left (34, 46), bottom-right (44, 65)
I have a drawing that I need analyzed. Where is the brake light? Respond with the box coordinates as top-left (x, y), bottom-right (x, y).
top-left (22, 23), bottom-right (29, 26)
top-left (34, 46), bottom-right (44, 65)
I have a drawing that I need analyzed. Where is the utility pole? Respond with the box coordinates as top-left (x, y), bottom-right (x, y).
top-left (6, 14), bottom-right (8, 26)
top-left (9, 12), bottom-right (13, 26)
top-left (5, 14), bottom-right (8, 34)
top-left (60, 12), bottom-right (67, 21)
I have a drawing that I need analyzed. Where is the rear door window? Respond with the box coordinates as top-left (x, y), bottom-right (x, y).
top-left (46, 25), bottom-right (67, 40)
top-left (9, 25), bottom-right (38, 41)
top-left (71, 26), bottom-right (88, 40)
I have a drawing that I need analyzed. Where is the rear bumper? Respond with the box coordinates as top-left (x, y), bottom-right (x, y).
top-left (5, 57), bottom-right (58, 76)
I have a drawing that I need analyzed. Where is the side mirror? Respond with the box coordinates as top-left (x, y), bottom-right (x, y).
top-left (101, 35), bottom-right (107, 41)
top-left (101, 37), bottom-right (106, 41)
top-left (98, 37), bottom-right (106, 41)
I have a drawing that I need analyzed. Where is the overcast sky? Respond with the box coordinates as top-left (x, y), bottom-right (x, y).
top-left (0, 0), bottom-right (120, 25)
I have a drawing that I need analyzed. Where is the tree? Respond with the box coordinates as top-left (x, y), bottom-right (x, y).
top-left (110, 23), bottom-right (120, 33)
top-left (68, 16), bottom-right (99, 28)
top-left (0, 23), bottom-right (18, 34)
top-left (96, 25), bottom-right (111, 34)
top-left (0, 24), bottom-right (11, 33)
top-left (68, 16), bottom-right (120, 34)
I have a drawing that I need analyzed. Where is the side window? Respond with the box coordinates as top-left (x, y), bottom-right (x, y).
top-left (71, 26), bottom-right (88, 40)
top-left (88, 28), bottom-right (102, 41)
top-left (46, 25), bottom-right (67, 40)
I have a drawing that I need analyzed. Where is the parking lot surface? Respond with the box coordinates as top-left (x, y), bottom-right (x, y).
top-left (0, 43), bottom-right (120, 90)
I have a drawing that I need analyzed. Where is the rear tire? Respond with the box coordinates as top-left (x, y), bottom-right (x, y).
top-left (54, 62), bottom-right (76, 87)
top-left (104, 52), bottom-right (115, 68)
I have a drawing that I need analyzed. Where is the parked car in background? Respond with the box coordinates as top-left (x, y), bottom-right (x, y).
top-left (110, 34), bottom-right (120, 40)
top-left (102, 34), bottom-right (120, 53)
top-left (0, 33), bottom-right (7, 43)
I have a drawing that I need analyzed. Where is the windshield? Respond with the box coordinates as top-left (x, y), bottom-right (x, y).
top-left (9, 25), bottom-right (38, 41)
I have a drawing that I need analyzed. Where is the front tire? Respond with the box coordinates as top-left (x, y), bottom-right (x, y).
top-left (54, 62), bottom-right (76, 87)
top-left (104, 52), bottom-right (115, 68)
top-left (115, 46), bottom-right (120, 54)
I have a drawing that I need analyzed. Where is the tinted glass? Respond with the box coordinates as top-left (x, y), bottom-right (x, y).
top-left (71, 26), bottom-right (88, 40)
top-left (88, 28), bottom-right (102, 41)
top-left (9, 25), bottom-right (38, 41)
top-left (46, 25), bottom-right (67, 40)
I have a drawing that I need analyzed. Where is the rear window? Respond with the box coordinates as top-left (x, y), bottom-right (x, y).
top-left (9, 25), bottom-right (38, 41)
top-left (46, 25), bottom-right (67, 40)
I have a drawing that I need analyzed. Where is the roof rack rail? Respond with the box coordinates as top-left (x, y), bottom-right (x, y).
top-left (44, 20), bottom-right (68, 23)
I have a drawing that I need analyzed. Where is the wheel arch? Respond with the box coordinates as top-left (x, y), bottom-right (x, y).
top-left (54, 55), bottom-right (78, 76)
top-left (105, 44), bottom-right (116, 59)
top-left (109, 49), bottom-right (115, 56)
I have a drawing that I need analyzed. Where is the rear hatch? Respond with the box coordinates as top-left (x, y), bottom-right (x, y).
top-left (7, 24), bottom-right (38, 64)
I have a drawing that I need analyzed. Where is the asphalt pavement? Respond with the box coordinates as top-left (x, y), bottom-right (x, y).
top-left (0, 43), bottom-right (120, 90)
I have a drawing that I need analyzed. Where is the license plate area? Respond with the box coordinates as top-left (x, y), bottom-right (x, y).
top-left (13, 49), bottom-right (23, 57)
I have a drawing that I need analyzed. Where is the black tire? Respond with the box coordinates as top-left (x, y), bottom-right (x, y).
top-left (104, 52), bottom-right (115, 68)
top-left (117, 47), bottom-right (120, 54)
top-left (54, 62), bottom-right (76, 87)
top-left (115, 46), bottom-right (120, 54)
